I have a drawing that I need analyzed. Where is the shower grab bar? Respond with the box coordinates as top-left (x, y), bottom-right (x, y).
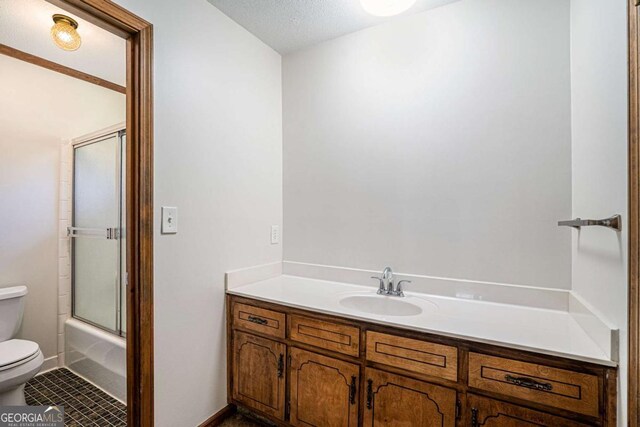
top-left (67, 227), bottom-right (120, 240)
top-left (557, 215), bottom-right (621, 232)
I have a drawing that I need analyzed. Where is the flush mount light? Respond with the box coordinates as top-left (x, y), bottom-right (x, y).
top-left (50, 14), bottom-right (81, 51)
top-left (360, 0), bottom-right (417, 16)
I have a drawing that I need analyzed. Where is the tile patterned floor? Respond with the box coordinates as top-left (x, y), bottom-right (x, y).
top-left (25, 368), bottom-right (127, 427)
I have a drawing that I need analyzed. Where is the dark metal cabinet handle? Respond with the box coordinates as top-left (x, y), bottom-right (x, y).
top-left (366, 379), bottom-right (373, 409)
top-left (505, 374), bottom-right (553, 391)
top-left (277, 354), bottom-right (284, 378)
top-left (349, 376), bottom-right (357, 405)
top-left (471, 408), bottom-right (478, 427)
top-left (248, 315), bottom-right (268, 325)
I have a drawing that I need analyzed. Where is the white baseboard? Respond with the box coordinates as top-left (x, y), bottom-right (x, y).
top-left (38, 355), bottom-right (61, 374)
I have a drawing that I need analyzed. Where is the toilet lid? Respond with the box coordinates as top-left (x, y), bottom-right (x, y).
top-left (0, 339), bottom-right (40, 368)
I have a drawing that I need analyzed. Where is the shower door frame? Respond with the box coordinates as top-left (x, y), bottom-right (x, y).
top-left (70, 126), bottom-right (126, 336)
top-left (632, 1), bottom-right (640, 426)
top-left (46, 1), bottom-right (155, 426)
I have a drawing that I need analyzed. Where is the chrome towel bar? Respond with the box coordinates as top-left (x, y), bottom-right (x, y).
top-left (558, 215), bottom-right (621, 232)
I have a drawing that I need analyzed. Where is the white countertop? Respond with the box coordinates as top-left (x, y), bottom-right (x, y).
top-left (227, 275), bottom-right (616, 367)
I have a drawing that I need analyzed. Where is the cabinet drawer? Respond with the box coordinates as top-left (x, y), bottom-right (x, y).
top-left (289, 315), bottom-right (360, 357)
top-left (233, 303), bottom-right (285, 339)
top-left (366, 331), bottom-right (458, 382)
top-left (468, 353), bottom-right (599, 417)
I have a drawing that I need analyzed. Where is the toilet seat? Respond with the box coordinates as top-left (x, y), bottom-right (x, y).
top-left (0, 340), bottom-right (40, 371)
top-left (0, 343), bottom-right (44, 406)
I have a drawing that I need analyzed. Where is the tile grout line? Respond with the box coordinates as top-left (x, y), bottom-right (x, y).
top-left (53, 370), bottom-right (126, 418)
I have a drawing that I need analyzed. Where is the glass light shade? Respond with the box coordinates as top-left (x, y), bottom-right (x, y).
top-left (360, 0), bottom-right (417, 16)
top-left (51, 15), bottom-right (81, 51)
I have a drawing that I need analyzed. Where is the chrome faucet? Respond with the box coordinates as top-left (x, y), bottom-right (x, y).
top-left (381, 267), bottom-right (393, 293)
top-left (395, 280), bottom-right (412, 298)
top-left (372, 267), bottom-right (410, 297)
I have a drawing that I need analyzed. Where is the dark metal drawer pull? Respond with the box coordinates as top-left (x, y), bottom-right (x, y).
top-left (505, 374), bottom-right (553, 391)
top-left (247, 315), bottom-right (268, 325)
top-left (277, 354), bottom-right (284, 378)
top-left (349, 376), bottom-right (357, 405)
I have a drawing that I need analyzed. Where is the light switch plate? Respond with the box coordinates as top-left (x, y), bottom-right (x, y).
top-left (161, 207), bottom-right (178, 234)
top-left (271, 225), bottom-right (280, 244)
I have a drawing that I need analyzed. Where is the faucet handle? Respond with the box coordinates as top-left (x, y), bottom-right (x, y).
top-left (371, 276), bottom-right (386, 295)
top-left (395, 280), bottom-right (412, 297)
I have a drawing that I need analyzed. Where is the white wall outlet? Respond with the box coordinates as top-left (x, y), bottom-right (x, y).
top-left (161, 207), bottom-right (178, 234)
top-left (271, 225), bottom-right (280, 244)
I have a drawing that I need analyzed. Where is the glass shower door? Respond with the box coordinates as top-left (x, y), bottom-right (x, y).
top-left (71, 133), bottom-right (122, 333)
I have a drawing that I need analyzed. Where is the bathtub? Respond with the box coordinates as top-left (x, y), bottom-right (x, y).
top-left (64, 318), bottom-right (126, 403)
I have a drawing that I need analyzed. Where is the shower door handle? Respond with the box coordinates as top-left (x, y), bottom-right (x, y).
top-left (67, 227), bottom-right (120, 240)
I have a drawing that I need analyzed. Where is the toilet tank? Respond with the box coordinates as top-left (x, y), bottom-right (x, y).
top-left (0, 285), bottom-right (28, 341)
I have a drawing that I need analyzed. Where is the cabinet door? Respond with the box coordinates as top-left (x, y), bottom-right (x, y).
top-left (232, 331), bottom-right (286, 420)
top-left (468, 394), bottom-right (590, 427)
top-left (290, 347), bottom-right (359, 427)
top-left (363, 368), bottom-right (457, 427)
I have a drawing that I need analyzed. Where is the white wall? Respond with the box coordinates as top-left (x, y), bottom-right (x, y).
top-left (283, 0), bottom-right (572, 289)
top-left (570, 1), bottom-right (628, 424)
top-left (108, 1), bottom-right (283, 425)
top-left (0, 54), bottom-right (126, 365)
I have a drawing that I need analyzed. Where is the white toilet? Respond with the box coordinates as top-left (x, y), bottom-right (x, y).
top-left (0, 285), bottom-right (44, 405)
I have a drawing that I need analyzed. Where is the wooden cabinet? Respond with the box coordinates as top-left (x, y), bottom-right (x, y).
top-left (467, 394), bottom-right (590, 427)
top-left (289, 347), bottom-right (359, 427)
top-left (232, 331), bottom-right (286, 420)
top-left (227, 295), bottom-right (616, 427)
top-left (363, 368), bottom-right (457, 427)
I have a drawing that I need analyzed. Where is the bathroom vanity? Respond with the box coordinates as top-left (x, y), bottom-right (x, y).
top-left (226, 275), bottom-right (618, 427)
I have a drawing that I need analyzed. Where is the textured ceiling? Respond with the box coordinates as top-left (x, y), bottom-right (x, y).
top-left (207, 0), bottom-right (461, 54)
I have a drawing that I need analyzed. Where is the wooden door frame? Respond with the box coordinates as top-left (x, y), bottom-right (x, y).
top-left (45, 1), bottom-right (154, 426)
top-left (631, 1), bottom-right (640, 426)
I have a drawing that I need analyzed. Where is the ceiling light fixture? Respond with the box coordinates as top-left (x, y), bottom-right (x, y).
top-left (360, 0), bottom-right (417, 17)
top-left (50, 14), bottom-right (81, 51)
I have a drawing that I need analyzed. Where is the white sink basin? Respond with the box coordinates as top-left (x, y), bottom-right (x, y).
top-left (339, 294), bottom-right (429, 317)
